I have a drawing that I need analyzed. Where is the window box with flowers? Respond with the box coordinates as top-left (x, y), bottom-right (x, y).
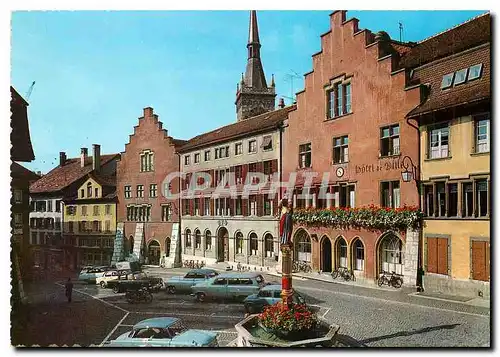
top-left (258, 302), bottom-right (317, 340)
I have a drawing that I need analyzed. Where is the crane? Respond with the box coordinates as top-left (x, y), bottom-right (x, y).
top-left (26, 81), bottom-right (36, 101)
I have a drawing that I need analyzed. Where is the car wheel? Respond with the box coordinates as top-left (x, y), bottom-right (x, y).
top-left (196, 292), bottom-right (206, 302)
top-left (167, 286), bottom-right (176, 294)
top-left (112, 286), bottom-right (119, 294)
top-left (100, 281), bottom-right (107, 288)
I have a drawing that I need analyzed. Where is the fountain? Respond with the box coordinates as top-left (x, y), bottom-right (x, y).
top-left (234, 198), bottom-right (341, 347)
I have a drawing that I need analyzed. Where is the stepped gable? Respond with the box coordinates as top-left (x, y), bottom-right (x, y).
top-left (400, 12), bottom-right (490, 69)
top-left (122, 107), bottom-right (186, 156)
top-left (29, 154), bottom-right (119, 193)
top-left (178, 105), bottom-right (296, 153)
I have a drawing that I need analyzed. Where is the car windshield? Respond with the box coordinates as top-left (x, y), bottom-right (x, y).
top-left (168, 320), bottom-right (187, 337)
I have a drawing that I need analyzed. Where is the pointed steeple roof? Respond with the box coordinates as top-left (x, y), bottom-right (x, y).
top-left (248, 10), bottom-right (260, 44)
top-left (244, 10), bottom-right (267, 89)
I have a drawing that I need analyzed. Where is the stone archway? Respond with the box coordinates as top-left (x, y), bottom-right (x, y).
top-left (147, 240), bottom-right (160, 265)
top-left (378, 233), bottom-right (404, 276)
top-left (293, 229), bottom-right (311, 264)
top-left (217, 227), bottom-right (229, 262)
top-left (320, 236), bottom-right (332, 272)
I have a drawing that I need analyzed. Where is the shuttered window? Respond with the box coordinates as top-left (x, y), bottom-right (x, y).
top-left (426, 237), bottom-right (448, 275)
top-left (471, 240), bottom-right (489, 281)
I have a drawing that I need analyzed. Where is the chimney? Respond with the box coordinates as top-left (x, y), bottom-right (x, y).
top-left (93, 144), bottom-right (101, 172)
top-left (59, 152), bottom-right (67, 166)
top-left (80, 148), bottom-right (88, 168)
top-left (143, 107), bottom-right (153, 118)
top-left (278, 98), bottom-right (285, 109)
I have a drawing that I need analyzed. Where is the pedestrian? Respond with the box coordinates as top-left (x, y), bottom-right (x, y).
top-left (65, 277), bottom-right (73, 303)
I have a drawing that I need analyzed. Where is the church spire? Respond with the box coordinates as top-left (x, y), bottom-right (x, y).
top-left (244, 10), bottom-right (267, 89)
top-left (248, 10), bottom-right (260, 46)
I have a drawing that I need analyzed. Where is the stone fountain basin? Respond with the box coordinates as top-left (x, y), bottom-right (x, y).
top-left (234, 314), bottom-right (340, 347)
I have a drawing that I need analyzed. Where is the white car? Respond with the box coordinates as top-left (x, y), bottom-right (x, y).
top-left (96, 270), bottom-right (120, 288)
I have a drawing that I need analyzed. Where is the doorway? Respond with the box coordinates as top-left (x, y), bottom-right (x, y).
top-left (321, 236), bottom-right (332, 272)
top-left (217, 227), bottom-right (229, 262)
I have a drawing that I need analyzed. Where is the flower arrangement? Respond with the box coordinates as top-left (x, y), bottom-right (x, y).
top-left (258, 302), bottom-right (317, 333)
top-left (292, 204), bottom-right (424, 231)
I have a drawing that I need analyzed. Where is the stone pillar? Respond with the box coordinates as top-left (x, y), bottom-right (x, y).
top-left (403, 228), bottom-right (419, 287)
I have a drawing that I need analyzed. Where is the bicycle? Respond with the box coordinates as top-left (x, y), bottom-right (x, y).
top-left (331, 267), bottom-right (355, 281)
top-left (377, 271), bottom-right (403, 288)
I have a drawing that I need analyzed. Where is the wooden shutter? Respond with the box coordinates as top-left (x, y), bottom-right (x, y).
top-left (426, 238), bottom-right (438, 274)
top-left (472, 241), bottom-right (489, 281)
top-left (437, 238), bottom-right (448, 275)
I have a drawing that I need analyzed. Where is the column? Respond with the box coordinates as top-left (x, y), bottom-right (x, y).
top-left (293, 193), bottom-right (297, 208)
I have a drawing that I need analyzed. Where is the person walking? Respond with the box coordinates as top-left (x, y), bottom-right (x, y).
top-left (65, 277), bottom-right (73, 302)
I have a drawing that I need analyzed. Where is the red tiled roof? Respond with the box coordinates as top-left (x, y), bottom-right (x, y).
top-left (400, 13), bottom-right (490, 68)
top-left (178, 105), bottom-right (296, 152)
top-left (88, 172), bottom-right (116, 187)
top-left (11, 162), bottom-right (40, 182)
top-left (30, 154), bottom-right (119, 193)
top-left (172, 138), bottom-right (188, 147)
top-left (10, 87), bottom-right (35, 162)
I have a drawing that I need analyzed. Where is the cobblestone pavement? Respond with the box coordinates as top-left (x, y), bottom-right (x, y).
top-left (11, 268), bottom-right (490, 347)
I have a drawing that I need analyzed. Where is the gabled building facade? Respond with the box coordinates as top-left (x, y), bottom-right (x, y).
top-left (116, 107), bottom-right (185, 267)
top-left (403, 13), bottom-right (491, 298)
top-left (282, 11), bottom-right (422, 287)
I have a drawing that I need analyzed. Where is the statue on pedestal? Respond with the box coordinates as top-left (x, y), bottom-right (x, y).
top-left (278, 198), bottom-right (294, 306)
top-left (279, 198), bottom-right (293, 246)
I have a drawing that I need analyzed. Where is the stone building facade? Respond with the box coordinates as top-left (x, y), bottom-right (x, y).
top-left (116, 107), bottom-right (185, 267)
top-left (282, 10), bottom-right (422, 287)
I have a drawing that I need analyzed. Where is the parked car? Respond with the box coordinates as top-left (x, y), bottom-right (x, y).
top-left (191, 272), bottom-right (266, 302)
top-left (78, 266), bottom-right (110, 284)
top-left (243, 284), bottom-right (306, 314)
top-left (96, 270), bottom-right (121, 288)
top-left (165, 269), bottom-right (219, 294)
top-left (107, 271), bottom-right (163, 293)
top-left (106, 317), bottom-right (218, 347)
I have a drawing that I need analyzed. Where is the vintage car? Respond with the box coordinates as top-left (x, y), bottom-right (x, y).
top-left (165, 269), bottom-right (219, 294)
top-left (243, 284), bottom-right (306, 314)
top-left (78, 266), bottom-right (110, 283)
top-left (106, 317), bottom-right (218, 347)
top-left (191, 272), bottom-right (266, 302)
top-left (107, 271), bottom-right (163, 293)
top-left (96, 270), bottom-right (121, 288)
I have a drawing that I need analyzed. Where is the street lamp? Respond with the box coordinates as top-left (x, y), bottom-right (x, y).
top-left (401, 156), bottom-right (417, 183)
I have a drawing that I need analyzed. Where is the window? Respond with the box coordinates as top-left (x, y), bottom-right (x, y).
top-left (55, 200), bottom-right (61, 212)
top-left (235, 143), bottom-right (243, 155)
top-left (47, 200), bottom-right (53, 212)
top-left (249, 195), bottom-right (257, 216)
top-left (93, 205), bottom-right (99, 216)
top-left (140, 150), bottom-right (154, 172)
top-left (105, 205), bottom-right (111, 215)
top-left (264, 198), bottom-right (272, 216)
top-left (454, 68), bottom-right (468, 85)
top-left (80, 189), bottom-right (85, 198)
top-left (327, 81), bottom-right (352, 118)
top-left (264, 234), bottom-right (274, 258)
top-left (235, 232), bottom-right (243, 254)
top-left (262, 136), bottom-right (273, 151)
top-left (204, 198), bottom-right (211, 216)
top-left (95, 188), bottom-right (99, 197)
top-left (161, 205), bottom-right (171, 221)
top-left (194, 153), bottom-right (200, 164)
top-left (82, 206), bottom-right (87, 216)
top-left (185, 230), bottom-right (191, 248)
top-left (380, 125), bottom-right (400, 156)
top-left (149, 184), bottom-right (157, 198)
top-left (333, 184), bottom-right (356, 208)
top-left (14, 189), bottom-right (22, 204)
top-left (195, 230), bottom-right (201, 249)
top-left (436, 182), bottom-right (446, 217)
top-left (35, 201), bottom-right (47, 212)
top-left (250, 233), bottom-right (258, 256)
top-left (475, 114), bottom-right (490, 153)
top-left (429, 123), bottom-right (449, 159)
top-left (441, 73), bottom-right (454, 89)
top-left (299, 143), bottom-right (312, 168)
top-left (427, 237), bottom-right (448, 275)
top-left (68, 221), bottom-right (74, 233)
top-left (137, 185), bottom-right (144, 198)
top-left (424, 185), bottom-right (434, 216)
top-left (248, 140), bottom-right (257, 153)
top-left (353, 240), bottom-right (364, 271)
top-left (215, 146), bottom-right (229, 159)
top-left (333, 136), bottom-right (349, 164)
top-left (204, 150), bottom-right (211, 161)
top-left (468, 64), bottom-right (483, 81)
top-left (471, 240), bottom-right (489, 281)
top-left (447, 183), bottom-right (458, 217)
top-left (93, 220), bottom-right (100, 232)
top-left (184, 155), bottom-right (190, 165)
top-left (476, 180), bottom-right (488, 217)
top-left (124, 185), bottom-right (131, 199)
top-left (235, 197), bottom-right (242, 215)
top-left (380, 181), bottom-right (400, 209)
top-left (14, 213), bottom-right (22, 227)
top-left (462, 183), bottom-right (474, 217)
top-left (194, 198), bottom-right (199, 215)
top-left (105, 220), bottom-right (111, 232)
top-left (86, 183), bottom-right (92, 198)
top-left (66, 205), bottom-right (76, 216)
top-left (205, 231), bottom-right (212, 250)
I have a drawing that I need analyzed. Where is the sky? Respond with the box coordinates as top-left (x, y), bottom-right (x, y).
top-left (11, 10), bottom-right (487, 174)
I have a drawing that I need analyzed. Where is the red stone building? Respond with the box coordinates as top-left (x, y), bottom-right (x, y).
top-left (116, 107), bottom-right (186, 267)
top-left (282, 11), bottom-right (422, 286)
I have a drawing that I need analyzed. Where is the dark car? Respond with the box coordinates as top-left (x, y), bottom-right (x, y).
top-left (165, 269), bottom-right (219, 294)
top-left (243, 284), bottom-right (306, 314)
top-left (107, 272), bottom-right (163, 293)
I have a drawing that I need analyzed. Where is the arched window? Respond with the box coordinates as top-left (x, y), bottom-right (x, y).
top-left (294, 230), bottom-right (311, 263)
top-left (185, 229), bottom-right (192, 248)
top-left (140, 150), bottom-right (154, 172)
top-left (87, 182), bottom-right (92, 198)
top-left (165, 237), bottom-right (171, 257)
top-left (352, 239), bottom-right (365, 271)
top-left (195, 229), bottom-right (201, 249)
top-left (205, 230), bottom-right (212, 250)
top-left (336, 237), bottom-right (348, 268)
top-left (250, 233), bottom-right (258, 256)
top-left (235, 232), bottom-right (243, 254)
top-left (264, 234), bottom-right (274, 257)
top-left (380, 234), bottom-right (404, 275)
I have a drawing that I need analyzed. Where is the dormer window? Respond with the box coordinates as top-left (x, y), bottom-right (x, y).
top-left (87, 182), bottom-right (92, 198)
top-left (140, 150), bottom-right (154, 172)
